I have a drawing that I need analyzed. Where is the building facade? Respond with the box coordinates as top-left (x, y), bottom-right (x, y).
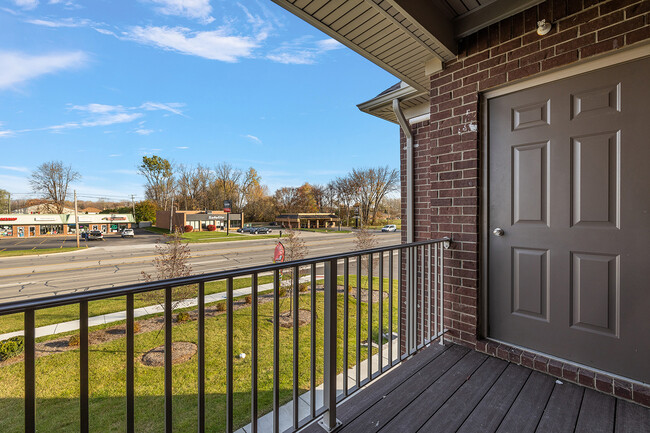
top-left (0, 214), bottom-right (134, 238)
top-left (276, 213), bottom-right (340, 229)
top-left (156, 210), bottom-right (244, 232)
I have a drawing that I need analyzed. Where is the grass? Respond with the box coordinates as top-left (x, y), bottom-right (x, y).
top-left (145, 227), bottom-right (284, 243)
top-left (0, 287), bottom-right (397, 432)
top-left (0, 247), bottom-right (87, 258)
top-left (0, 276), bottom-right (274, 335)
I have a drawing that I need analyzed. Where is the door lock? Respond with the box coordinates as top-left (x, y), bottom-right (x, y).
top-left (492, 227), bottom-right (504, 237)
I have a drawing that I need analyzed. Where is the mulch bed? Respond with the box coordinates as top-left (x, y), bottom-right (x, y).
top-left (140, 342), bottom-right (197, 367)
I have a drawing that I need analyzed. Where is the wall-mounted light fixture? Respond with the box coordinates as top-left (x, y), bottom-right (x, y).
top-left (537, 19), bottom-right (552, 36)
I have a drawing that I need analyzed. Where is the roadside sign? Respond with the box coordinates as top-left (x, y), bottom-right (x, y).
top-left (273, 242), bottom-right (285, 263)
top-left (223, 199), bottom-right (232, 213)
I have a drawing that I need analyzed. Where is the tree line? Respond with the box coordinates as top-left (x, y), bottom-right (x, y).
top-left (17, 157), bottom-right (400, 225)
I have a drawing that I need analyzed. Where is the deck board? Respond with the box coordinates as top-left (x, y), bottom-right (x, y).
top-left (297, 343), bottom-right (650, 433)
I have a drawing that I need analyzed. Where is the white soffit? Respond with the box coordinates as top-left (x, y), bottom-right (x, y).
top-left (357, 82), bottom-right (427, 124)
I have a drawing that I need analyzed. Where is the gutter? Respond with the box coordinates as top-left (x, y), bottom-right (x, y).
top-left (392, 98), bottom-right (414, 243)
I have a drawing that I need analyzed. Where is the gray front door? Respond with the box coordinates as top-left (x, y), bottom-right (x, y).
top-left (488, 56), bottom-right (650, 382)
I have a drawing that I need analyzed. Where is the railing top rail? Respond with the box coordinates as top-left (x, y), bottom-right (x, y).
top-left (0, 237), bottom-right (450, 315)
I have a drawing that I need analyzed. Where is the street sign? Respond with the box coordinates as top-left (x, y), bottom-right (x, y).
top-left (223, 199), bottom-right (232, 213)
top-left (273, 242), bottom-right (285, 263)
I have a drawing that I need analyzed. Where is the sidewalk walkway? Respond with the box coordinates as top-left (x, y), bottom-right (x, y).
top-left (0, 276), bottom-right (316, 341)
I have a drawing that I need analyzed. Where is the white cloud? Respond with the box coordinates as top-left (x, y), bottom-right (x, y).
top-left (72, 103), bottom-right (123, 114)
top-left (126, 26), bottom-right (259, 62)
top-left (12, 0), bottom-right (38, 10)
top-left (267, 37), bottom-right (343, 65)
top-left (135, 128), bottom-right (154, 135)
top-left (26, 17), bottom-right (91, 27)
top-left (140, 101), bottom-right (185, 116)
top-left (176, 146), bottom-right (189, 149)
top-left (0, 165), bottom-right (30, 173)
top-left (94, 28), bottom-right (116, 36)
top-left (245, 134), bottom-right (261, 144)
top-left (0, 130), bottom-right (15, 138)
top-left (148, 0), bottom-right (214, 24)
top-left (49, 112), bottom-right (143, 131)
top-left (0, 51), bottom-right (87, 90)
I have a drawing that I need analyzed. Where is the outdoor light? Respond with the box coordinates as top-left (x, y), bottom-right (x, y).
top-left (537, 19), bottom-right (552, 36)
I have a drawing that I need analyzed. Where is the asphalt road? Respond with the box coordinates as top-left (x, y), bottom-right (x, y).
top-left (0, 230), bottom-right (401, 303)
top-left (0, 228), bottom-right (164, 251)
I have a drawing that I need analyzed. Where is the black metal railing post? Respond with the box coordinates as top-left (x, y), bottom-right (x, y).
top-left (319, 258), bottom-right (341, 431)
top-left (25, 310), bottom-right (35, 433)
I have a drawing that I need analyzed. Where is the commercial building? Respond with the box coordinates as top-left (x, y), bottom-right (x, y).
top-left (0, 213), bottom-right (134, 238)
top-left (156, 210), bottom-right (243, 232)
top-left (276, 213), bottom-right (340, 229)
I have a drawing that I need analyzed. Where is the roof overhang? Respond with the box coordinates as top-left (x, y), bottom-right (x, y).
top-left (357, 82), bottom-right (427, 124)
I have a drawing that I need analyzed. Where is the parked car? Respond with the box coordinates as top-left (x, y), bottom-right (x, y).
top-left (254, 227), bottom-right (272, 234)
top-left (121, 228), bottom-right (135, 238)
top-left (381, 224), bottom-right (397, 232)
top-left (87, 230), bottom-right (104, 241)
top-left (241, 227), bottom-right (257, 233)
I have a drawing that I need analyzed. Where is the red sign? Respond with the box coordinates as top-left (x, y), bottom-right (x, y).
top-left (0, 217), bottom-right (17, 221)
top-left (273, 242), bottom-right (285, 263)
top-left (224, 208), bottom-right (231, 213)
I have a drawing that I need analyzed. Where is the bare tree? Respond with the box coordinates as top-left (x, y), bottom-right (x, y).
top-left (29, 161), bottom-right (81, 213)
top-left (349, 166), bottom-right (399, 225)
top-left (281, 224), bottom-right (308, 317)
top-left (139, 155), bottom-right (175, 210)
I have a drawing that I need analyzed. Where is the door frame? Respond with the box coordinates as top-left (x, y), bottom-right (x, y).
top-left (479, 42), bottom-right (650, 339)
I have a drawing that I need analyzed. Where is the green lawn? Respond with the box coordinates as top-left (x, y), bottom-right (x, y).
top-left (0, 247), bottom-right (87, 257)
top-left (0, 287), bottom-right (398, 432)
top-left (145, 227), bottom-right (283, 243)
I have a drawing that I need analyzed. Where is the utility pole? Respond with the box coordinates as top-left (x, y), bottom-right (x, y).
top-left (131, 195), bottom-right (136, 219)
top-left (74, 190), bottom-right (80, 248)
top-left (169, 196), bottom-right (174, 234)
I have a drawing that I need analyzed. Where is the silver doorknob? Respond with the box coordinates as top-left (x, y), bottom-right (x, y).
top-left (492, 228), bottom-right (504, 237)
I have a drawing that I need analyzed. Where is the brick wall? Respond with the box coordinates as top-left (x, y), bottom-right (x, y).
top-left (400, 0), bottom-right (650, 404)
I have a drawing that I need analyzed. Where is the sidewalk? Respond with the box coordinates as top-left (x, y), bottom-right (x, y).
top-left (0, 276), bottom-right (315, 341)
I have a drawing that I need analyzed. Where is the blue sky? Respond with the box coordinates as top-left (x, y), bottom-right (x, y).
top-left (0, 0), bottom-right (399, 203)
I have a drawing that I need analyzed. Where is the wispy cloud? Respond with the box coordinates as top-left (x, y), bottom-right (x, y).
top-left (0, 165), bottom-right (30, 173)
top-left (148, 0), bottom-right (214, 24)
top-left (126, 26), bottom-right (260, 62)
top-left (0, 50), bottom-right (87, 90)
top-left (11, 0), bottom-right (38, 10)
top-left (26, 17), bottom-right (91, 27)
top-left (244, 134), bottom-right (261, 144)
top-left (135, 128), bottom-right (154, 135)
top-left (140, 101), bottom-right (185, 116)
top-left (176, 146), bottom-right (189, 149)
top-left (267, 37), bottom-right (343, 65)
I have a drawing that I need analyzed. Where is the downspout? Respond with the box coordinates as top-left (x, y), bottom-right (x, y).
top-left (392, 98), bottom-right (414, 243)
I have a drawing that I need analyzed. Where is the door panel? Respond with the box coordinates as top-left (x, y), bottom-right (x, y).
top-left (488, 56), bottom-right (650, 382)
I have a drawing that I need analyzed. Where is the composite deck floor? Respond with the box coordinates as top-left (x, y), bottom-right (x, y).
top-left (302, 343), bottom-right (650, 433)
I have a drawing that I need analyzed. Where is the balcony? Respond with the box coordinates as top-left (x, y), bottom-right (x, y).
top-left (1, 237), bottom-right (648, 432)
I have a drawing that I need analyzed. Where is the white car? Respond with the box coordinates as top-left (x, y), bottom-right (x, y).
top-left (121, 228), bottom-right (135, 238)
top-left (381, 224), bottom-right (397, 232)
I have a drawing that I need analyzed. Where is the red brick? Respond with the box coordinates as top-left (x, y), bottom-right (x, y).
top-left (491, 38), bottom-right (523, 56)
top-left (477, 27), bottom-right (489, 52)
top-left (463, 50), bottom-right (490, 68)
top-left (488, 23), bottom-right (501, 47)
top-left (552, 0), bottom-right (568, 21)
top-left (453, 83), bottom-right (478, 99)
top-left (463, 70), bottom-right (490, 86)
top-left (626, 1), bottom-right (650, 18)
top-left (562, 364), bottom-right (579, 383)
top-left (490, 60), bottom-right (519, 76)
top-left (431, 74), bottom-right (452, 89)
top-left (600, 0), bottom-right (639, 14)
top-left (508, 41), bottom-right (540, 60)
top-left (559, 6), bottom-right (599, 31)
top-left (524, 7), bottom-right (538, 33)
top-left (598, 15), bottom-right (644, 40)
top-left (542, 50), bottom-right (579, 70)
top-left (626, 26), bottom-right (650, 45)
top-left (521, 352), bottom-right (535, 369)
top-left (512, 11), bottom-right (525, 37)
top-left (614, 379), bottom-right (633, 399)
top-left (479, 73), bottom-right (507, 91)
top-left (440, 79), bottom-right (462, 93)
top-left (633, 384), bottom-right (650, 407)
top-left (453, 64), bottom-right (479, 81)
top-left (508, 62), bottom-right (541, 81)
top-left (519, 47), bottom-right (555, 66)
top-left (595, 374), bottom-right (614, 394)
top-left (496, 345), bottom-right (510, 360)
top-left (478, 54), bottom-right (506, 70)
top-left (534, 355), bottom-right (550, 373)
top-left (540, 26), bottom-right (579, 49)
top-left (581, 35), bottom-right (625, 58)
top-left (581, 10), bottom-right (625, 34)
top-left (556, 33), bottom-right (596, 54)
top-left (548, 360), bottom-right (563, 377)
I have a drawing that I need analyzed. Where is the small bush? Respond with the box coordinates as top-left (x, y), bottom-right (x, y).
top-left (134, 322), bottom-right (141, 333)
top-left (183, 225), bottom-right (193, 233)
top-left (207, 225), bottom-right (217, 231)
top-left (68, 334), bottom-right (80, 347)
top-left (215, 301), bottom-right (226, 312)
top-left (245, 295), bottom-right (252, 304)
top-left (176, 311), bottom-right (191, 322)
top-left (0, 336), bottom-right (24, 361)
top-left (299, 282), bottom-right (310, 293)
top-left (278, 287), bottom-right (287, 297)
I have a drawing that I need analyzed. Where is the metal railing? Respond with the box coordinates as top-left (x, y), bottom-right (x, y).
top-left (0, 237), bottom-right (450, 433)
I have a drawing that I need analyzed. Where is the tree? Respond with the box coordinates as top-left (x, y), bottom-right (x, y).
top-left (29, 161), bottom-right (81, 213)
top-left (139, 155), bottom-right (174, 210)
top-left (349, 166), bottom-right (399, 224)
top-left (0, 189), bottom-right (9, 213)
top-left (135, 200), bottom-right (157, 223)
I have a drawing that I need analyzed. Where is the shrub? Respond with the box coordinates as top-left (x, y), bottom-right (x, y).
top-left (68, 334), bottom-right (80, 347)
top-left (134, 322), bottom-right (141, 333)
top-left (299, 282), bottom-right (310, 293)
top-left (183, 225), bottom-right (193, 233)
top-left (0, 336), bottom-right (24, 361)
top-left (245, 295), bottom-right (252, 304)
top-left (278, 287), bottom-right (287, 297)
top-left (207, 225), bottom-right (217, 231)
top-left (215, 301), bottom-right (226, 312)
top-left (176, 311), bottom-right (190, 322)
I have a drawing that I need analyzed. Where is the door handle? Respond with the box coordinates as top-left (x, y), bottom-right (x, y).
top-left (492, 228), bottom-right (504, 237)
